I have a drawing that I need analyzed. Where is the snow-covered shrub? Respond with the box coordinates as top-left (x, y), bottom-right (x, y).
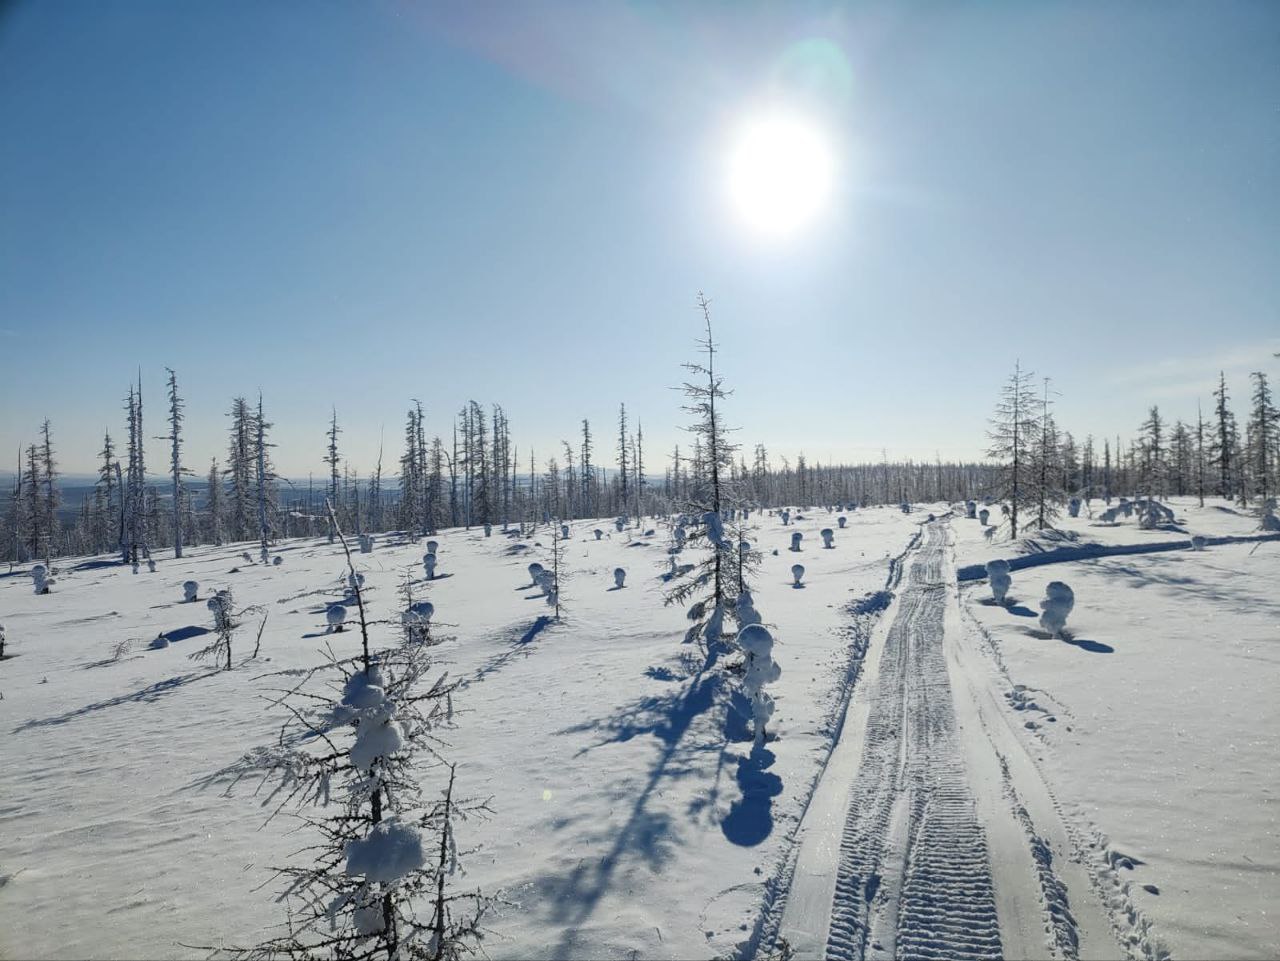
top-left (401, 601), bottom-right (435, 644)
top-left (790, 531), bottom-right (803, 552)
top-left (195, 588), bottom-right (263, 670)
top-left (424, 553), bottom-right (437, 579)
top-left (346, 571), bottom-right (365, 597)
top-left (739, 623), bottom-right (781, 747)
top-left (560, 523), bottom-right (569, 539)
top-left (527, 562), bottom-right (544, 584)
top-left (820, 528), bottom-right (834, 548)
top-left (613, 567), bottom-right (626, 589)
top-left (1099, 507), bottom-right (1119, 524)
top-left (1039, 581), bottom-right (1074, 638)
top-left (987, 559), bottom-right (1012, 605)
top-left (327, 604), bottom-right (348, 633)
top-left (226, 629), bottom-right (490, 958)
top-left (674, 526), bottom-right (687, 550)
top-left (484, 523), bottom-right (492, 537)
top-left (426, 539), bottom-right (439, 555)
top-left (978, 508), bottom-right (990, 526)
top-left (241, 551), bottom-right (253, 563)
top-left (151, 632), bottom-right (170, 649)
top-left (966, 500), bottom-right (977, 519)
top-left (358, 534), bottom-right (374, 553)
top-left (147, 558), bottom-right (157, 573)
top-left (31, 565), bottom-right (51, 595)
top-left (183, 580), bottom-right (199, 602)
top-left (781, 510), bottom-right (791, 526)
top-left (594, 528), bottom-right (603, 540)
top-left (837, 515), bottom-right (847, 529)
top-left (1068, 497), bottom-right (1081, 518)
top-left (900, 501), bottom-right (911, 514)
top-left (1190, 535), bottom-right (1207, 551)
top-left (791, 563), bottom-right (805, 587)
top-left (614, 517), bottom-right (624, 533)
top-left (272, 555), bottom-right (283, 566)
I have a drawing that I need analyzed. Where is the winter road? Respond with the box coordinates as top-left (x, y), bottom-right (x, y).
top-left (775, 519), bottom-right (1121, 961)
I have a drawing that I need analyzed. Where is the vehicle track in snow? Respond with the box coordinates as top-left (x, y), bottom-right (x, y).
top-left (822, 521), bottom-right (1001, 961)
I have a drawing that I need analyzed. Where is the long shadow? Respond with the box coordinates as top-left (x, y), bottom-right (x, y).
top-left (14, 667), bottom-right (222, 732)
top-left (1063, 636), bottom-right (1114, 654)
top-left (722, 745), bottom-right (783, 847)
top-left (163, 625), bottom-right (211, 643)
top-left (1007, 604), bottom-right (1037, 618)
top-left (540, 661), bottom-right (726, 956)
top-left (71, 559), bottom-right (124, 572)
top-left (467, 615), bottom-right (553, 685)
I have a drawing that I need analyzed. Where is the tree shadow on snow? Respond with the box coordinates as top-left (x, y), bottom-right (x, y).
top-left (540, 660), bottom-right (730, 956)
top-left (1006, 604), bottom-right (1037, 618)
top-left (721, 745), bottom-right (782, 847)
top-left (13, 667), bottom-right (222, 732)
top-left (162, 625), bottom-right (212, 643)
top-left (466, 615), bottom-right (553, 685)
top-left (1062, 634), bottom-right (1114, 654)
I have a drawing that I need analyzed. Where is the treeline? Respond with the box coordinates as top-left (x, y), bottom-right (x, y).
top-left (987, 363), bottom-right (1278, 537)
top-left (5, 358), bottom-right (1275, 565)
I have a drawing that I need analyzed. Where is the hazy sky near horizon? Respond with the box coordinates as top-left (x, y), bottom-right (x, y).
top-left (2, 1), bottom-right (1277, 476)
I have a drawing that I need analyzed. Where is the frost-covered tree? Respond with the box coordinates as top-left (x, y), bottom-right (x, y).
top-left (1210, 372), bottom-right (1235, 498)
top-left (987, 361), bottom-right (1040, 539)
top-left (326, 408), bottom-right (342, 544)
top-left (206, 458), bottom-right (225, 546)
top-left (664, 294), bottom-right (760, 659)
top-left (254, 395), bottom-right (278, 563)
top-left (215, 507), bottom-right (490, 960)
top-left (1248, 371), bottom-right (1278, 505)
top-left (161, 369), bottom-right (188, 559)
top-left (1138, 405), bottom-right (1166, 499)
top-left (227, 396), bottom-right (256, 543)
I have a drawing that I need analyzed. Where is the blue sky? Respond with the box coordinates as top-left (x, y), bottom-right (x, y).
top-left (2, 1), bottom-right (1276, 476)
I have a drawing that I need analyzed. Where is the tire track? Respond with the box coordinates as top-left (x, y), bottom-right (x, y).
top-left (825, 521), bottom-right (1002, 961)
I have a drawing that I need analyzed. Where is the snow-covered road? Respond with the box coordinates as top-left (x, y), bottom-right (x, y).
top-left (777, 519), bottom-right (1123, 961)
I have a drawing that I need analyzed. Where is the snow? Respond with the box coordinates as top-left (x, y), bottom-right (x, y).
top-left (1, 497), bottom-right (1276, 959)
top-left (0, 505), bottom-right (925, 959)
top-left (345, 817), bottom-right (426, 883)
top-left (952, 497), bottom-right (1280, 960)
top-left (1037, 580), bottom-right (1074, 637)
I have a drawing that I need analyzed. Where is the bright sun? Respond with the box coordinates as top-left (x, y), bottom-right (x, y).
top-left (726, 110), bottom-right (835, 238)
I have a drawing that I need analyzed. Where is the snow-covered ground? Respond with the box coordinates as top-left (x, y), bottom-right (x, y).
top-left (0, 506), bottom-right (923, 960)
top-left (3, 497), bottom-right (1276, 960)
top-left (952, 498), bottom-right (1280, 961)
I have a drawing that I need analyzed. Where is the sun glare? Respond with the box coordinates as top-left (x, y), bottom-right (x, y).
top-left (726, 110), bottom-right (836, 239)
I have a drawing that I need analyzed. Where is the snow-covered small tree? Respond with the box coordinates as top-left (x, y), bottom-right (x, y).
top-left (183, 580), bottom-right (199, 602)
top-left (790, 563), bottom-right (804, 587)
top-left (613, 567), bottom-right (626, 589)
top-left (987, 559), bottom-right (1012, 605)
top-left (789, 531), bottom-right (803, 552)
top-left (739, 621), bottom-right (781, 746)
top-left (1039, 582), bottom-right (1074, 638)
top-left (820, 528), bottom-right (834, 548)
top-left (194, 587), bottom-right (264, 671)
